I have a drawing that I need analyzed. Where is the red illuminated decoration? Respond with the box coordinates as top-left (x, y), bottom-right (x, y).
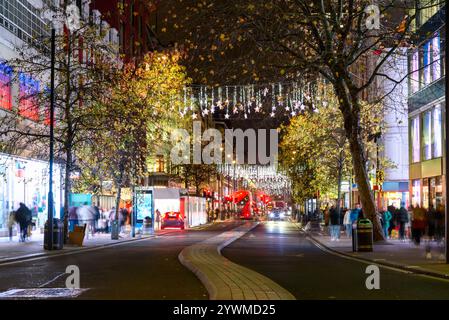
top-left (0, 62), bottom-right (12, 110)
top-left (18, 73), bottom-right (40, 121)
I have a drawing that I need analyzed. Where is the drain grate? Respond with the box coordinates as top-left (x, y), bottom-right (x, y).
top-left (0, 288), bottom-right (88, 299)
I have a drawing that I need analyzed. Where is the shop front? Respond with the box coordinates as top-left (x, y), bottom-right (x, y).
top-left (0, 154), bottom-right (64, 237)
top-left (380, 181), bottom-right (409, 209)
top-left (409, 157), bottom-right (444, 210)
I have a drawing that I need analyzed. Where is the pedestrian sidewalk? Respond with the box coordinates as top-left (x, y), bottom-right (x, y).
top-left (0, 230), bottom-right (169, 264)
top-left (298, 222), bottom-right (449, 279)
top-left (179, 222), bottom-right (295, 300)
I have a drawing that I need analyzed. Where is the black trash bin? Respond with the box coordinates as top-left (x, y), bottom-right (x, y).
top-left (356, 218), bottom-right (373, 252)
top-left (44, 218), bottom-right (64, 250)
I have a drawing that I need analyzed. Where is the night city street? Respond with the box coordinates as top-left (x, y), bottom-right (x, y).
top-left (0, 0), bottom-right (449, 315)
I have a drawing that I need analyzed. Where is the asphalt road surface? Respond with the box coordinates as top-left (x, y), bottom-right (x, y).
top-left (2, 220), bottom-right (449, 300)
top-left (0, 222), bottom-right (242, 300)
top-left (222, 221), bottom-right (449, 300)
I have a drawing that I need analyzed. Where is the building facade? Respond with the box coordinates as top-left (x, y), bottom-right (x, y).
top-left (0, 0), bottom-right (121, 237)
top-left (376, 48), bottom-right (410, 210)
top-left (0, 0), bottom-right (61, 236)
top-left (90, 0), bottom-right (160, 60)
top-left (408, 2), bottom-right (446, 210)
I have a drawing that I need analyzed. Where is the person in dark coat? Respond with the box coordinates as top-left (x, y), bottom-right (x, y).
top-left (329, 205), bottom-right (341, 241)
top-left (398, 203), bottom-right (409, 241)
top-left (15, 203), bottom-right (32, 242)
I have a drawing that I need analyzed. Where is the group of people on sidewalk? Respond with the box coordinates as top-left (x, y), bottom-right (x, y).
top-left (68, 203), bottom-right (131, 237)
top-left (323, 202), bottom-right (445, 259)
top-left (323, 203), bottom-right (362, 241)
top-left (378, 203), bottom-right (445, 259)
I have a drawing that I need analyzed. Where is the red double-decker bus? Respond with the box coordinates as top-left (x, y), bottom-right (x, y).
top-left (231, 190), bottom-right (253, 220)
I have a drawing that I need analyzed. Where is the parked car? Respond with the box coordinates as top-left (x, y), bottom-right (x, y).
top-left (161, 212), bottom-right (185, 230)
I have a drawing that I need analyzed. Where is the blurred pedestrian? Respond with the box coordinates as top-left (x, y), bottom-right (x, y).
top-left (350, 204), bottom-right (361, 223)
top-left (8, 211), bottom-right (16, 241)
top-left (329, 205), bottom-right (340, 241)
top-left (382, 208), bottom-right (392, 239)
top-left (77, 203), bottom-right (96, 238)
top-left (425, 204), bottom-right (437, 259)
top-left (108, 207), bottom-right (116, 233)
top-left (120, 207), bottom-right (129, 233)
top-left (343, 208), bottom-right (352, 237)
top-left (93, 203), bottom-right (101, 233)
top-left (398, 203), bottom-right (409, 241)
top-left (411, 205), bottom-right (426, 246)
top-left (15, 203), bottom-right (31, 242)
top-left (68, 206), bottom-right (79, 232)
top-left (155, 209), bottom-right (161, 230)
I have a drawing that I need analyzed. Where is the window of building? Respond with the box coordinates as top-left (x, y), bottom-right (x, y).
top-left (431, 35), bottom-right (441, 81)
top-left (423, 41), bottom-right (431, 85)
top-left (0, 0), bottom-right (49, 44)
top-left (432, 105), bottom-right (442, 158)
top-left (411, 116), bottom-right (420, 163)
top-left (410, 51), bottom-right (419, 94)
top-left (421, 105), bottom-right (442, 161)
top-left (412, 179), bottom-right (421, 207)
top-left (409, 32), bottom-right (443, 94)
top-left (422, 110), bottom-right (432, 160)
top-left (430, 176), bottom-right (443, 208)
top-left (0, 62), bottom-right (12, 110)
top-left (422, 178), bottom-right (429, 209)
top-left (418, 0), bottom-right (442, 27)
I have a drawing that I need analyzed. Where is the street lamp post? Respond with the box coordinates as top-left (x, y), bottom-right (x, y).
top-left (45, 28), bottom-right (56, 251)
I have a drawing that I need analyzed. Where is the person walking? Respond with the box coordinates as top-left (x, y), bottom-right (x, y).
top-left (343, 208), bottom-right (352, 238)
top-left (77, 203), bottom-right (96, 239)
top-left (398, 203), bottom-right (409, 241)
top-left (329, 205), bottom-right (341, 241)
top-left (411, 205), bottom-right (426, 246)
top-left (68, 206), bottom-right (79, 232)
top-left (93, 203), bottom-right (101, 234)
top-left (15, 203), bottom-right (31, 242)
top-left (8, 211), bottom-right (16, 241)
top-left (382, 208), bottom-right (392, 239)
top-left (155, 209), bottom-right (161, 231)
top-left (425, 204), bottom-right (437, 259)
top-left (108, 207), bottom-right (116, 233)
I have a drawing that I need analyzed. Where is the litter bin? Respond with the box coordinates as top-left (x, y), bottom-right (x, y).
top-left (111, 220), bottom-right (120, 240)
top-left (142, 216), bottom-right (153, 235)
top-left (44, 218), bottom-right (64, 250)
top-left (356, 218), bottom-right (373, 252)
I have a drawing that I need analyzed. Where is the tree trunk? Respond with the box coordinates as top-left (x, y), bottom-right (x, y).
top-left (115, 185), bottom-right (122, 223)
top-left (334, 76), bottom-right (385, 241)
